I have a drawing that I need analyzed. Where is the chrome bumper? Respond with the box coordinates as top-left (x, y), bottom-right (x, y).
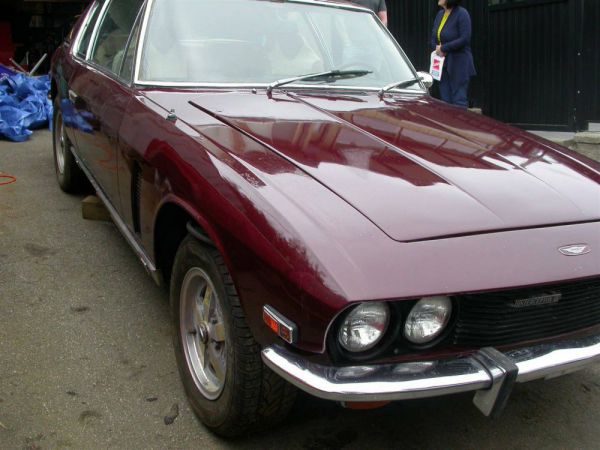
top-left (261, 333), bottom-right (600, 417)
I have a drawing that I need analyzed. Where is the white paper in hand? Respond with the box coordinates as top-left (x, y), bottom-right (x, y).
top-left (430, 51), bottom-right (445, 81)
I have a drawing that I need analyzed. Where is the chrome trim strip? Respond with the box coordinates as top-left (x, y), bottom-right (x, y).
top-left (69, 148), bottom-right (162, 286)
top-left (134, 81), bottom-right (425, 95)
top-left (508, 334), bottom-right (600, 383)
top-left (133, 0), bottom-right (154, 84)
top-left (116, 3), bottom-right (146, 82)
top-left (86, 0), bottom-right (112, 60)
top-left (262, 346), bottom-right (492, 402)
top-left (262, 333), bottom-right (600, 405)
top-left (70, 1), bottom-right (100, 58)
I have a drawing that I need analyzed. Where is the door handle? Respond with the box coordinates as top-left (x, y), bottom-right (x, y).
top-left (68, 89), bottom-right (79, 103)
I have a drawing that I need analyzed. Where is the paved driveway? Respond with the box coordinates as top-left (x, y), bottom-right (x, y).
top-left (1, 131), bottom-right (600, 450)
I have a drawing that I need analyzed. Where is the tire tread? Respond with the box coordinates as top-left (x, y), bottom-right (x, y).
top-left (172, 236), bottom-right (296, 437)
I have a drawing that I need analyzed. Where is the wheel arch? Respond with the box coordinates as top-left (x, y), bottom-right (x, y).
top-left (153, 196), bottom-right (229, 287)
top-left (50, 78), bottom-right (58, 102)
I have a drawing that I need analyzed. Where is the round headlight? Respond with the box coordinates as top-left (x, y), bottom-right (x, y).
top-left (404, 296), bottom-right (452, 345)
top-left (338, 302), bottom-right (390, 353)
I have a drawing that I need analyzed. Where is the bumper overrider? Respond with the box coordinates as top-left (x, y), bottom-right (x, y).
top-left (262, 333), bottom-right (600, 417)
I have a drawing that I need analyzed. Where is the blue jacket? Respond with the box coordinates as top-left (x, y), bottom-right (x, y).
top-left (431, 6), bottom-right (476, 85)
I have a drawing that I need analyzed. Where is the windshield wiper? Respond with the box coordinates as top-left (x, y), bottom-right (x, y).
top-left (378, 77), bottom-right (423, 100)
top-left (266, 69), bottom-right (372, 96)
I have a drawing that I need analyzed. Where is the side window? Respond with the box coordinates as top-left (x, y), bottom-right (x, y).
top-left (90, 0), bottom-right (144, 74)
top-left (76, 2), bottom-right (102, 58)
top-left (119, 11), bottom-right (143, 82)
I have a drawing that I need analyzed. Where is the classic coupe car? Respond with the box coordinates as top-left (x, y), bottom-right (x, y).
top-left (52, 0), bottom-right (600, 437)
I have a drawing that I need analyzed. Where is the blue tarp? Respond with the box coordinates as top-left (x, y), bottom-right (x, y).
top-left (0, 64), bottom-right (16, 80)
top-left (0, 68), bottom-right (53, 142)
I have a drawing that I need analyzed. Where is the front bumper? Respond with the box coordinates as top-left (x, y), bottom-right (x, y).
top-left (262, 333), bottom-right (600, 416)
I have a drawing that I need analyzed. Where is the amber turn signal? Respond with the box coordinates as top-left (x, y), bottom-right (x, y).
top-left (263, 305), bottom-right (298, 344)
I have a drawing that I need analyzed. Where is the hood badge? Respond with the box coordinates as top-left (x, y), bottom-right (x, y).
top-left (559, 244), bottom-right (591, 256)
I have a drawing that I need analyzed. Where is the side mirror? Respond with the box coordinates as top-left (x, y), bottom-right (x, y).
top-left (417, 71), bottom-right (434, 89)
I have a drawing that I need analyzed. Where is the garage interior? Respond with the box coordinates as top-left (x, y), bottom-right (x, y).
top-left (0, 0), bottom-right (90, 74)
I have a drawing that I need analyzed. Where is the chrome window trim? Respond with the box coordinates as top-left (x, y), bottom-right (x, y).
top-left (86, 0), bottom-right (113, 61)
top-left (71, 0), bottom-right (146, 90)
top-left (133, 0), bottom-right (427, 93)
top-left (116, 3), bottom-right (146, 84)
top-left (373, 5), bottom-right (425, 91)
top-left (133, 0), bottom-right (153, 85)
top-left (70, 1), bottom-right (101, 58)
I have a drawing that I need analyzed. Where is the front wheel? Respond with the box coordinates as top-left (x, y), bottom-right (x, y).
top-left (52, 97), bottom-right (86, 193)
top-left (170, 236), bottom-right (296, 437)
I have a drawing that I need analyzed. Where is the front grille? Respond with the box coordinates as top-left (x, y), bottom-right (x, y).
top-left (453, 278), bottom-right (600, 347)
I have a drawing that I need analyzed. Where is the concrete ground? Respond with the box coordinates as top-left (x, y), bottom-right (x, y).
top-left (1, 130), bottom-right (600, 450)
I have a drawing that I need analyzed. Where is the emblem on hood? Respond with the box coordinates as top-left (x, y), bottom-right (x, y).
top-left (559, 244), bottom-right (591, 256)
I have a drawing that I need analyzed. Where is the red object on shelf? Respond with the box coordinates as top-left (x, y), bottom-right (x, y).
top-left (0, 22), bottom-right (15, 66)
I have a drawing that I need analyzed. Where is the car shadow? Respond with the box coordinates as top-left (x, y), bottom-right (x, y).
top-left (227, 371), bottom-right (600, 449)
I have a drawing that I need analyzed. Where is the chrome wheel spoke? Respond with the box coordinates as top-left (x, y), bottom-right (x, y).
top-left (210, 321), bottom-right (226, 343)
top-left (55, 113), bottom-right (66, 175)
top-left (193, 305), bottom-right (204, 331)
top-left (208, 345), bottom-right (226, 382)
top-left (197, 341), bottom-right (206, 366)
top-left (202, 284), bottom-right (213, 322)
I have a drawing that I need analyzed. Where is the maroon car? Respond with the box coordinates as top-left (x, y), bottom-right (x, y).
top-left (52, 0), bottom-right (600, 437)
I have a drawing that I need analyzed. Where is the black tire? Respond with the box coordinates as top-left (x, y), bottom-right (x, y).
top-left (170, 235), bottom-right (296, 437)
top-left (52, 97), bottom-right (87, 193)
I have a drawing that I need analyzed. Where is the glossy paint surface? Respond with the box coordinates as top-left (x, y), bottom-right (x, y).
top-left (51, 2), bottom-right (600, 357)
top-left (162, 91), bottom-right (600, 242)
top-left (118, 88), bottom-right (600, 353)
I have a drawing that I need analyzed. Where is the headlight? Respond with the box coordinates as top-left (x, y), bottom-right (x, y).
top-left (338, 302), bottom-right (390, 353)
top-left (404, 296), bottom-right (452, 345)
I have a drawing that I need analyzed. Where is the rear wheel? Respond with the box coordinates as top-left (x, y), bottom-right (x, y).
top-left (53, 98), bottom-right (86, 193)
top-left (170, 236), bottom-right (296, 437)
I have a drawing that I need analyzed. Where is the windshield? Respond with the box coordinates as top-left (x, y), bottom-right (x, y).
top-left (138, 0), bottom-right (418, 89)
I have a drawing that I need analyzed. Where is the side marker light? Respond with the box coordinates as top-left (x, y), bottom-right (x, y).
top-left (263, 305), bottom-right (298, 344)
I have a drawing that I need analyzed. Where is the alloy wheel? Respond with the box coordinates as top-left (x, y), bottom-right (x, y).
top-left (179, 267), bottom-right (227, 400)
top-left (54, 110), bottom-right (66, 175)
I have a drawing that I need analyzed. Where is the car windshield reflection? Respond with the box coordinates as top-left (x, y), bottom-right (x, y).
top-left (138, 0), bottom-right (418, 89)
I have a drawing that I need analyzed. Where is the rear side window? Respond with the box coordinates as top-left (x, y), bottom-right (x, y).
top-left (76, 2), bottom-right (103, 58)
top-left (90, 0), bottom-right (144, 74)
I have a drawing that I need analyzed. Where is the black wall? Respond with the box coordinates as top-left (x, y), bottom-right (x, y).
top-left (388, 0), bottom-right (599, 131)
top-left (580, 0), bottom-right (600, 127)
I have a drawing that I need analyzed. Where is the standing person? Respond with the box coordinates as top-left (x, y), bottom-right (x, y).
top-left (431, 0), bottom-right (476, 108)
top-left (349, 0), bottom-right (388, 27)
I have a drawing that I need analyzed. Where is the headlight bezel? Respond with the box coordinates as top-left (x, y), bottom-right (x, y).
top-left (337, 302), bottom-right (391, 353)
top-left (327, 297), bottom-right (458, 363)
top-left (329, 302), bottom-right (401, 362)
top-left (403, 296), bottom-right (455, 348)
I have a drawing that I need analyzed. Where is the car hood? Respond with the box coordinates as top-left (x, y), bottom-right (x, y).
top-left (145, 90), bottom-right (600, 242)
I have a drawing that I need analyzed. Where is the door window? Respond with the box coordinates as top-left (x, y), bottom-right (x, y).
top-left (90, 0), bottom-right (144, 74)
